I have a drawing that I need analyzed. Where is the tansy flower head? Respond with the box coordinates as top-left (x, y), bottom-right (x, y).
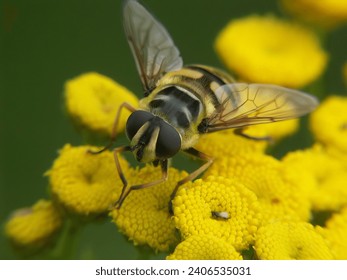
top-left (167, 234), bottom-right (243, 260)
top-left (282, 144), bottom-right (347, 211)
top-left (281, 0), bottom-right (347, 29)
top-left (5, 200), bottom-right (63, 249)
top-left (204, 152), bottom-right (311, 223)
top-left (47, 144), bottom-right (129, 216)
top-left (316, 207), bottom-right (347, 259)
top-left (254, 222), bottom-right (333, 259)
top-left (172, 176), bottom-right (261, 251)
top-left (64, 72), bottom-right (138, 137)
top-left (310, 95), bottom-right (347, 153)
top-left (111, 165), bottom-right (188, 252)
top-left (324, 145), bottom-right (347, 170)
top-left (215, 15), bottom-right (328, 88)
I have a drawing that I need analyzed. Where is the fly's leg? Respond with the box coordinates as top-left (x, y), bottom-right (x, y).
top-left (234, 127), bottom-right (272, 142)
top-left (88, 102), bottom-right (136, 154)
top-left (113, 154), bottom-right (169, 209)
top-left (169, 147), bottom-right (213, 214)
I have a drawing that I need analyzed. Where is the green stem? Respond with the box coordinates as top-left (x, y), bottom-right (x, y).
top-left (50, 218), bottom-right (83, 259)
top-left (136, 245), bottom-right (155, 260)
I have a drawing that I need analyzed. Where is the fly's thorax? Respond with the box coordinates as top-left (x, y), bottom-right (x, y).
top-left (157, 65), bottom-right (235, 88)
top-left (153, 65), bottom-right (236, 117)
top-left (190, 64), bottom-right (236, 84)
top-left (125, 110), bottom-right (182, 163)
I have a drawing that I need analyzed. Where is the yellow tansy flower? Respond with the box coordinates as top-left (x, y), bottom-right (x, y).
top-left (111, 165), bottom-right (188, 252)
top-left (255, 222), bottom-right (333, 259)
top-left (215, 15), bottom-right (327, 88)
top-left (204, 152), bottom-right (311, 223)
top-left (325, 145), bottom-right (347, 169)
top-left (167, 234), bottom-right (243, 260)
top-left (173, 176), bottom-right (261, 251)
top-left (282, 144), bottom-right (347, 211)
top-left (310, 95), bottom-right (347, 153)
top-left (65, 72), bottom-right (138, 136)
top-left (5, 200), bottom-right (63, 248)
top-left (317, 207), bottom-right (347, 259)
top-left (47, 144), bottom-right (129, 216)
top-left (281, 0), bottom-right (347, 29)
top-left (313, 172), bottom-right (347, 211)
top-left (195, 130), bottom-right (267, 159)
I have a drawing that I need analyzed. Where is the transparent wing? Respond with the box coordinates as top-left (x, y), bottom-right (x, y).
top-left (123, 0), bottom-right (183, 94)
top-left (205, 83), bottom-right (319, 132)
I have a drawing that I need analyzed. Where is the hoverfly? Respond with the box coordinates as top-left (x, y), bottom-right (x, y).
top-left (95, 0), bottom-right (318, 211)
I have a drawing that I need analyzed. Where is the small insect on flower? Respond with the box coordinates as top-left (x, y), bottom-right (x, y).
top-left (211, 211), bottom-right (230, 220)
top-left (91, 0), bottom-right (319, 212)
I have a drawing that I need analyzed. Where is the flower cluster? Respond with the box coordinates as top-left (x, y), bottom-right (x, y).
top-left (5, 2), bottom-right (347, 260)
top-left (6, 70), bottom-right (347, 260)
top-left (7, 114), bottom-right (345, 260)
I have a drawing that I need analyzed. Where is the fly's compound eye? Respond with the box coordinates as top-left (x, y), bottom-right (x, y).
top-left (126, 110), bottom-right (154, 140)
top-left (156, 121), bottom-right (181, 159)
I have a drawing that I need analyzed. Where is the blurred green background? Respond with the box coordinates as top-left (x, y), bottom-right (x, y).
top-left (1, 0), bottom-right (346, 259)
